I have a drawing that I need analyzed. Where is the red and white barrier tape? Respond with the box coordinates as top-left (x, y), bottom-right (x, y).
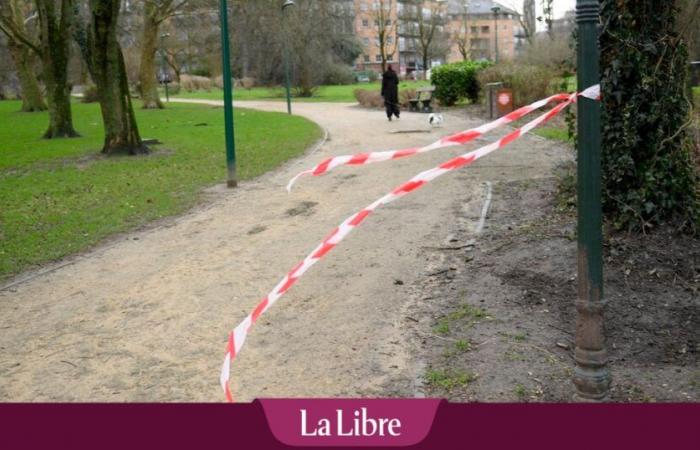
top-left (286, 85), bottom-right (599, 192)
top-left (221, 85), bottom-right (599, 402)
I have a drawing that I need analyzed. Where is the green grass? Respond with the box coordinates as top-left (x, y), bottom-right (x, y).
top-left (534, 125), bottom-right (572, 143)
top-left (0, 100), bottom-right (322, 280)
top-left (172, 80), bottom-right (431, 103)
top-left (424, 368), bottom-right (475, 391)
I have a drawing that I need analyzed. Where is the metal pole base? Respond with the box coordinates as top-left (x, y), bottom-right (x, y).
top-left (227, 166), bottom-right (237, 188)
top-left (573, 351), bottom-right (611, 401)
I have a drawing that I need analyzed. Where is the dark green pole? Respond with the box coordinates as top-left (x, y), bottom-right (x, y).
top-left (573, 0), bottom-right (610, 400)
top-left (282, 0), bottom-right (295, 115)
top-left (219, 0), bottom-right (237, 188)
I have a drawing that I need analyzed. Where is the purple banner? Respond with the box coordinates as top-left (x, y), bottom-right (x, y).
top-left (0, 401), bottom-right (697, 449)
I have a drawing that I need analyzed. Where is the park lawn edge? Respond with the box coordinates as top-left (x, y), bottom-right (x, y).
top-left (0, 100), bottom-right (323, 283)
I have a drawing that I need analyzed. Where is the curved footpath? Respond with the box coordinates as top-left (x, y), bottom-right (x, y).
top-left (0, 99), bottom-right (571, 401)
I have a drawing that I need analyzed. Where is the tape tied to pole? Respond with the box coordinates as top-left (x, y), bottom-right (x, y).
top-left (220, 86), bottom-right (600, 402)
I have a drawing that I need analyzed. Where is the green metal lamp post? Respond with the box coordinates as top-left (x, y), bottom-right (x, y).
top-left (218, 0), bottom-right (237, 188)
top-left (491, 6), bottom-right (500, 63)
top-left (282, 0), bottom-right (295, 115)
top-left (573, 0), bottom-right (610, 400)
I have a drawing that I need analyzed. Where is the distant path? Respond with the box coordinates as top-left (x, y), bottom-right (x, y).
top-left (0, 99), bottom-right (570, 401)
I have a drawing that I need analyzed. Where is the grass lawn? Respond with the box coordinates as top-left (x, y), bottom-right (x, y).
top-left (172, 80), bottom-right (431, 102)
top-left (534, 125), bottom-right (572, 143)
top-left (0, 100), bottom-right (322, 281)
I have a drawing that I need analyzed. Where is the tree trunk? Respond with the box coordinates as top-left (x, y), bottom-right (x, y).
top-left (36, 0), bottom-right (78, 138)
top-left (7, 40), bottom-right (46, 112)
top-left (138, 4), bottom-right (163, 109)
top-left (90, 0), bottom-right (146, 155)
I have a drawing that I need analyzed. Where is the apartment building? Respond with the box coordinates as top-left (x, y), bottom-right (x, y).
top-left (445, 0), bottom-right (521, 62)
top-left (352, 0), bottom-right (522, 75)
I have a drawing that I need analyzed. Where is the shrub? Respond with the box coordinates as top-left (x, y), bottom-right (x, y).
top-left (240, 77), bottom-right (256, 90)
top-left (166, 82), bottom-right (181, 95)
top-left (180, 74), bottom-right (212, 92)
top-left (431, 60), bottom-right (492, 106)
top-left (399, 88), bottom-right (417, 107)
top-left (191, 68), bottom-right (211, 77)
top-left (353, 88), bottom-right (383, 108)
top-left (81, 84), bottom-right (99, 103)
top-left (322, 64), bottom-right (356, 85)
top-left (368, 70), bottom-right (379, 82)
top-left (477, 62), bottom-right (557, 107)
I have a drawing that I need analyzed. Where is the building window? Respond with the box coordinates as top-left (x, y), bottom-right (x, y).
top-left (471, 26), bottom-right (477, 34)
top-left (362, 18), bottom-right (369, 27)
top-left (364, 54), bottom-right (371, 63)
top-left (387, 36), bottom-right (394, 44)
top-left (363, 37), bottom-right (370, 45)
top-left (481, 25), bottom-right (490, 33)
top-left (375, 54), bottom-right (382, 62)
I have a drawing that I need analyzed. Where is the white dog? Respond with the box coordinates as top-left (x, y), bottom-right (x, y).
top-left (429, 113), bottom-right (444, 127)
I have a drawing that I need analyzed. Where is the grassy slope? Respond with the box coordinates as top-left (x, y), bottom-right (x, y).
top-left (0, 100), bottom-right (322, 280)
top-left (172, 80), bottom-right (431, 102)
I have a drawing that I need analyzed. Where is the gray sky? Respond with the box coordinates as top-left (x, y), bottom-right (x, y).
top-left (502, 0), bottom-right (577, 26)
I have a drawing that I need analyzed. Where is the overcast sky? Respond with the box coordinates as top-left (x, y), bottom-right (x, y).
top-left (502, 0), bottom-right (577, 26)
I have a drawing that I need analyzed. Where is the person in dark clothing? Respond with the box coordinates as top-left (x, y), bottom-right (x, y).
top-left (381, 65), bottom-right (400, 121)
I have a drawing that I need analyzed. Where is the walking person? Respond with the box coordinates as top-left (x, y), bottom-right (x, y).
top-left (381, 64), bottom-right (400, 121)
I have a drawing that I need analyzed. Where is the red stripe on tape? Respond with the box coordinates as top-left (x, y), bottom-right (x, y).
top-left (251, 297), bottom-right (269, 323)
top-left (393, 180), bottom-right (427, 195)
top-left (276, 276), bottom-right (297, 295)
top-left (349, 209), bottom-right (371, 226)
top-left (439, 154), bottom-right (476, 170)
top-left (312, 158), bottom-right (333, 175)
top-left (312, 242), bottom-right (335, 259)
top-left (392, 148), bottom-right (419, 159)
top-left (500, 129), bottom-right (521, 147)
top-left (348, 153), bottom-right (370, 165)
top-left (443, 130), bottom-right (481, 145)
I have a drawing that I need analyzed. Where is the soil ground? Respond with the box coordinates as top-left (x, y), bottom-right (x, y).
top-left (393, 176), bottom-right (699, 402)
top-left (1, 99), bottom-right (696, 402)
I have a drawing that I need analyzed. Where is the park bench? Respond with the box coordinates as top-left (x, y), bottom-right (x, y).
top-left (408, 86), bottom-right (435, 113)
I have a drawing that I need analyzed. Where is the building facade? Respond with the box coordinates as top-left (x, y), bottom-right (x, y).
top-left (351, 0), bottom-right (522, 75)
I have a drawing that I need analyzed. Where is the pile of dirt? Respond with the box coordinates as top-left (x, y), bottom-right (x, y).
top-left (401, 176), bottom-right (699, 402)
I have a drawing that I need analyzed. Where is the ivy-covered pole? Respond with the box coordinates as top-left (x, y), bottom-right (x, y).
top-left (219, 0), bottom-right (237, 188)
top-left (573, 0), bottom-right (610, 399)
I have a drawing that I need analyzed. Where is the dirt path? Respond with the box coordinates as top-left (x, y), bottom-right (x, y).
top-left (0, 100), bottom-right (571, 401)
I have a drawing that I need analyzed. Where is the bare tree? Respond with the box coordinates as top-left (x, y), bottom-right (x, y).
top-left (0, 0), bottom-right (46, 111)
top-left (138, 0), bottom-right (190, 109)
top-left (87, 0), bottom-right (145, 154)
top-left (522, 0), bottom-right (536, 44)
top-left (35, 0), bottom-right (79, 138)
top-left (538, 0), bottom-right (553, 40)
top-left (403, 0), bottom-right (449, 77)
top-left (451, 0), bottom-right (472, 60)
top-left (371, 0), bottom-right (398, 72)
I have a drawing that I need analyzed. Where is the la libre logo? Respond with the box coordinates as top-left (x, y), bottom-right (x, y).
top-left (300, 407), bottom-right (402, 437)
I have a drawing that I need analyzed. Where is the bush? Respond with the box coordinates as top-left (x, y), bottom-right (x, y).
top-left (431, 60), bottom-right (492, 106)
top-left (166, 82), bottom-right (181, 95)
top-left (180, 74), bottom-right (212, 92)
top-left (353, 88), bottom-right (383, 108)
top-left (322, 64), bottom-right (356, 85)
top-left (81, 84), bottom-right (99, 103)
top-left (191, 68), bottom-right (211, 78)
top-left (368, 70), bottom-right (379, 82)
top-left (399, 88), bottom-right (417, 108)
top-left (240, 77), bottom-right (256, 90)
top-left (477, 62), bottom-right (557, 107)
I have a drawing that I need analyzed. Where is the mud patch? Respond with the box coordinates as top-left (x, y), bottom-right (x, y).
top-left (247, 225), bottom-right (267, 235)
top-left (286, 201), bottom-right (318, 217)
